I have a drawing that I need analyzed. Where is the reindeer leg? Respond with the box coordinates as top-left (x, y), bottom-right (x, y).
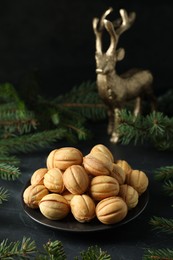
top-left (110, 108), bottom-right (120, 143)
top-left (107, 108), bottom-right (115, 135)
top-left (133, 97), bottom-right (141, 117)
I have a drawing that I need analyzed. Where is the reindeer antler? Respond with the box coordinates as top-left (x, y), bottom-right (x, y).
top-left (116, 9), bottom-right (136, 35)
top-left (92, 7), bottom-right (113, 54)
top-left (105, 9), bottom-right (136, 55)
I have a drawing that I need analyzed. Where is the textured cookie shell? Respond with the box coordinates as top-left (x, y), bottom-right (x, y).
top-left (23, 184), bottom-right (49, 209)
top-left (63, 165), bottom-right (89, 194)
top-left (119, 184), bottom-right (139, 209)
top-left (110, 163), bottom-right (126, 185)
top-left (96, 196), bottom-right (128, 224)
top-left (39, 193), bottom-right (70, 220)
top-left (31, 168), bottom-right (48, 185)
top-left (126, 170), bottom-right (149, 195)
top-left (43, 168), bottom-right (64, 193)
top-left (90, 144), bottom-right (114, 162)
top-left (116, 160), bottom-right (132, 177)
top-left (83, 152), bottom-right (113, 176)
top-left (46, 147), bottom-right (83, 170)
top-left (90, 175), bottom-right (119, 201)
top-left (70, 194), bottom-right (96, 223)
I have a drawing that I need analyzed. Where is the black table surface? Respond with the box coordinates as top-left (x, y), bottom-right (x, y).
top-left (1, 123), bottom-right (173, 259)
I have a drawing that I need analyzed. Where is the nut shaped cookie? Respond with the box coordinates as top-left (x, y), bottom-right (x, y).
top-left (46, 147), bottom-right (83, 170)
top-left (119, 184), bottom-right (139, 209)
top-left (43, 168), bottom-right (64, 193)
top-left (126, 170), bottom-right (149, 195)
top-left (96, 196), bottom-right (128, 224)
top-left (110, 163), bottom-right (126, 184)
top-left (70, 194), bottom-right (96, 222)
top-left (63, 165), bottom-right (89, 194)
top-left (39, 193), bottom-right (70, 220)
top-left (116, 160), bottom-right (132, 178)
top-left (62, 190), bottom-right (75, 204)
top-left (90, 175), bottom-right (119, 201)
top-left (31, 168), bottom-right (48, 185)
top-left (83, 152), bottom-right (113, 176)
top-left (90, 144), bottom-right (114, 162)
top-left (23, 184), bottom-right (49, 208)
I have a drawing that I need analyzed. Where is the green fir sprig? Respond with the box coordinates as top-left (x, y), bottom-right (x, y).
top-left (118, 109), bottom-right (173, 150)
top-left (75, 245), bottom-right (111, 260)
top-left (0, 237), bottom-right (111, 260)
top-left (0, 187), bottom-right (9, 204)
top-left (163, 180), bottom-right (173, 197)
top-left (0, 163), bottom-right (21, 181)
top-left (42, 240), bottom-right (66, 260)
top-left (143, 165), bottom-right (173, 259)
top-left (153, 166), bottom-right (173, 198)
top-left (154, 166), bottom-right (173, 181)
top-left (52, 81), bottom-right (107, 121)
top-left (0, 128), bottom-right (67, 154)
top-left (143, 248), bottom-right (173, 260)
top-left (0, 237), bottom-right (37, 259)
top-left (149, 216), bottom-right (173, 235)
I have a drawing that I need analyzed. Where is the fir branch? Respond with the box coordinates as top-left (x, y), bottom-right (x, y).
top-left (0, 82), bottom-right (21, 103)
top-left (0, 237), bottom-right (36, 259)
top-left (42, 240), bottom-right (66, 260)
top-left (0, 128), bottom-right (67, 154)
top-left (0, 237), bottom-right (112, 259)
top-left (118, 109), bottom-right (145, 145)
top-left (0, 187), bottom-right (9, 204)
top-left (75, 245), bottom-right (111, 260)
top-left (118, 110), bottom-right (173, 150)
top-left (54, 107), bottom-right (92, 142)
top-left (0, 110), bottom-right (37, 137)
top-left (0, 154), bottom-right (20, 166)
top-left (154, 166), bottom-right (173, 181)
top-left (38, 81), bottom-right (107, 123)
top-left (64, 123), bottom-right (91, 142)
top-left (143, 248), bottom-right (173, 260)
top-left (54, 81), bottom-right (98, 104)
top-left (0, 102), bottom-right (20, 113)
top-left (163, 180), bottom-right (173, 197)
top-left (62, 102), bottom-right (106, 121)
top-left (0, 163), bottom-right (21, 181)
top-left (149, 216), bottom-right (173, 235)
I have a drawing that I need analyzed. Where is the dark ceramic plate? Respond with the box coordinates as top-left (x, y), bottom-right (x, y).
top-left (22, 181), bottom-right (149, 233)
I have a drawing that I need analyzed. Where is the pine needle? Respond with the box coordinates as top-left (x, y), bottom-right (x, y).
top-left (43, 240), bottom-right (66, 260)
top-left (0, 82), bottom-right (20, 103)
top-left (40, 81), bottom-right (107, 122)
top-left (75, 245), bottom-right (111, 260)
top-left (154, 166), bottom-right (173, 181)
top-left (163, 180), bottom-right (173, 197)
top-left (142, 248), bottom-right (173, 260)
top-left (0, 128), bottom-right (67, 154)
top-left (118, 109), bottom-right (173, 150)
top-left (0, 163), bottom-right (21, 181)
top-left (0, 237), bottom-right (111, 259)
top-left (149, 216), bottom-right (173, 235)
top-left (0, 187), bottom-right (9, 204)
top-left (143, 248), bottom-right (173, 260)
top-left (0, 237), bottom-right (36, 259)
top-left (0, 154), bottom-right (20, 166)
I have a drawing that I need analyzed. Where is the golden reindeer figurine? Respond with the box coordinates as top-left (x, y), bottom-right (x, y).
top-left (93, 8), bottom-right (156, 143)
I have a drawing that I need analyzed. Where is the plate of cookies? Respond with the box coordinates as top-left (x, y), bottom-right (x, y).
top-left (22, 144), bottom-right (149, 232)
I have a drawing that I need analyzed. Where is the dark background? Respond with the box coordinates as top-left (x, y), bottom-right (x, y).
top-left (1, 2), bottom-right (173, 257)
top-left (0, 0), bottom-right (173, 98)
